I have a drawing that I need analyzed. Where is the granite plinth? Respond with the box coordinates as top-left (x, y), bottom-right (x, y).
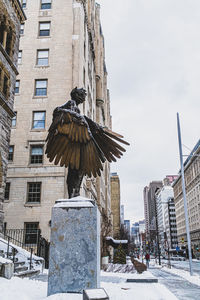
top-left (47, 197), bottom-right (100, 296)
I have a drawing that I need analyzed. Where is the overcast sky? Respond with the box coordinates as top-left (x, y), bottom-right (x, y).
top-left (97, 0), bottom-right (200, 224)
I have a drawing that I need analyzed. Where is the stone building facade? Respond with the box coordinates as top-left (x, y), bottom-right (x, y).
top-left (0, 0), bottom-right (25, 232)
top-left (173, 140), bottom-right (200, 257)
top-left (110, 172), bottom-right (121, 238)
top-left (143, 181), bottom-right (163, 252)
top-left (3, 0), bottom-right (112, 242)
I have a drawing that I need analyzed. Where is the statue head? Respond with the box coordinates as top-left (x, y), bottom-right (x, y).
top-left (70, 87), bottom-right (87, 105)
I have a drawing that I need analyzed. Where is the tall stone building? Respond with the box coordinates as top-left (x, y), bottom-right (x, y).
top-left (3, 0), bottom-right (112, 241)
top-left (173, 139), bottom-right (200, 258)
top-left (143, 186), bottom-right (149, 238)
top-left (155, 180), bottom-right (178, 252)
top-left (0, 0), bottom-right (25, 232)
top-left (143, 181), bottom-right (163, 251)
top-left (110, 172), bottom-right (121, 238)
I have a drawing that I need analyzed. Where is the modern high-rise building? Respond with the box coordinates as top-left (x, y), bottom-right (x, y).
top-left (143, 181), bottom-right (163, 249)
top-left (124, 219), bottom-right (130, 238)
top-left (143, 186), bottom-right (149, 237)
top-left (164, 197), bottom-right (178, 250)
top-left (3, 0), bottom-right (112, 241)
top-left (120, 204), bottom-right (124, 225)
top-left (110, 172), bottom-right (121, 238)
top-left (0, 0), bottom-right (25, 232)
top-left (173, 139), bottom-right (200, 257)
top-left (155, 179), bottom-right (178, 252)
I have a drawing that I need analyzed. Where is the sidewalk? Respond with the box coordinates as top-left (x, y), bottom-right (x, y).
top-left (0, 269), bottom-right (178, 300)
top-left (149, 260), bottom-right (200, 300)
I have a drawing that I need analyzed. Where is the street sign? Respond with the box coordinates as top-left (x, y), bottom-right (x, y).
top-left (176, 246), bottom-right (180, 251)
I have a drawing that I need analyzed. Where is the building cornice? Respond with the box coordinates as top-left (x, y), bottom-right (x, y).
top-left (10, 0), bottom-right (26, 22)
top-left (77, 0), bottom-right (95, 60)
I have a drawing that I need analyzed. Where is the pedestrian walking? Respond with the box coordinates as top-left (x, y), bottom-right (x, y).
top-left (145, 253), bottom-right (150, 268)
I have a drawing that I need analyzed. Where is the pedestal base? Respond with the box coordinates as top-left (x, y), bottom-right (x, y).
top-left (47, 196), bottom-right (100, 296)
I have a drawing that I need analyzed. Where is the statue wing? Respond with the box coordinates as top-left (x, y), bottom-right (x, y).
top-left (45, 110), bottom-right (105, 177)
top-left (84, 116), bottom-right (130, 163)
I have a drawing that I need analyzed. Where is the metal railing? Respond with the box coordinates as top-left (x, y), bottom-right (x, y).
top-left (0, 237), bottom-right (33, 271)
top-left (1, 228), bottom-right (49, 268)
top-left (3, 229), bottom-right (41, 254)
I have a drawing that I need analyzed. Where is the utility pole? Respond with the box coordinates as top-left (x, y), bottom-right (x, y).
top-left (177, 113), bottom-right (193, 276)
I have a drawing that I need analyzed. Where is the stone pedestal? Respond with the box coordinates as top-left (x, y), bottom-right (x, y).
top-left (47, 196), bottom-right (100, 296)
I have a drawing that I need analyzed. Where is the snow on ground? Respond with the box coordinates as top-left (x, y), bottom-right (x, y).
top-left (150, 259), bottom-right (200, 287)
top-left (0, 237), bottom-right (44, 272)
top-left (0, 256), bottom-right (12, 264)
top-left (161, 266), bottom-right (200, 287)
top-left (0, 270), bottom-right (178, 300)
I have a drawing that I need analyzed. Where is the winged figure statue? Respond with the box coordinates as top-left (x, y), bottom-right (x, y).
top-left (45, 87), bottom-right (129, 198)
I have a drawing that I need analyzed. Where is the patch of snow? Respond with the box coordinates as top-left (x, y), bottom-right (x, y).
top-left (54, 201), bottom-right (94, 208)
top-left (162, 266), bottom-right (200, 287)
top-left (85, 288), bottom-right (108, 298)
top-left (106, 236), bottom-right (128, 244)
top-left (0, 237), bottom-right (44, 273)
top-left (0, 269), bottom-right (179, 300)
top-left (0, 256), bottom-right (12, 264)
top-left (101, 270), bottom-right (155, 279)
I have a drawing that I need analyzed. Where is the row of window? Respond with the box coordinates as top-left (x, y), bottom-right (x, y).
top-left (21, 0), bottom-right (52, 10)
top-left (15, 79), bottom-right (48, 96)
top-left (11, 111), bottom-right (46, 130)
top-left (9, 144), bottom-right (44, 164)
top-left (18, 49), bottom-right (49, 66)
top-left (19, 21), bottom-right (51, 40)
top-left (5, 182), bottom-right (42, 203)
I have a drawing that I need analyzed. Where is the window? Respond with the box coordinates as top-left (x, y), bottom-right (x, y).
top-left (8, 146), bottom-right (14, 161)
top-left (27, 182), bottom-right (41, 203)
top-left (39, 22), bottom-right (50, 36)
top-left (3, 75), bottom-right (9, 96)
top-left (11, 113), bottom-right (17, 127)
top-left (18, 50), bottom-right (22, 64)
top-left (15, 80), bottom-right (20, 94)
top-left (20, 24), bottom-right (24, 35)
top-left (41, 0), bottom-right (51, 9)
top-left (21, 0), bottom-right (26, 8)
top-left (32, 111), bottom-right (46, 129)
top-left (30, 145), bottom-right (43, 164)
top-left (24, 223), bottom-right (39, 244)
top-left (37, 50), bottom-right (49, 66)
top-left (4, 183), bottom-right (10, 200)
top-left (35, 79), bottom-right (47, 96)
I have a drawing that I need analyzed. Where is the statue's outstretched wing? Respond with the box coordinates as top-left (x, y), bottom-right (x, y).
top-left (45, 109), bottom-right (105, 177)
top-left (84, 116), bottom-right (130, 163)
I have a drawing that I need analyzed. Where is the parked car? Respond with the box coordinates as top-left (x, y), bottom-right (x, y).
top-left (170, 255), bottom-right (186, 261)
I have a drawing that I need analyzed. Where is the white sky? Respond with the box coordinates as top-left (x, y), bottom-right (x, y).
top-left (97, 0), bottom-right (200, 224)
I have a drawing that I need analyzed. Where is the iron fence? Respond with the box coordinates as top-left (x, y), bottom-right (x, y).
top-left (1, 229), bottom-right (49, 268)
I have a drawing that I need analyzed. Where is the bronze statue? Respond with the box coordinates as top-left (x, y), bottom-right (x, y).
top-left (45, 87), bottom-right (129, 198)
